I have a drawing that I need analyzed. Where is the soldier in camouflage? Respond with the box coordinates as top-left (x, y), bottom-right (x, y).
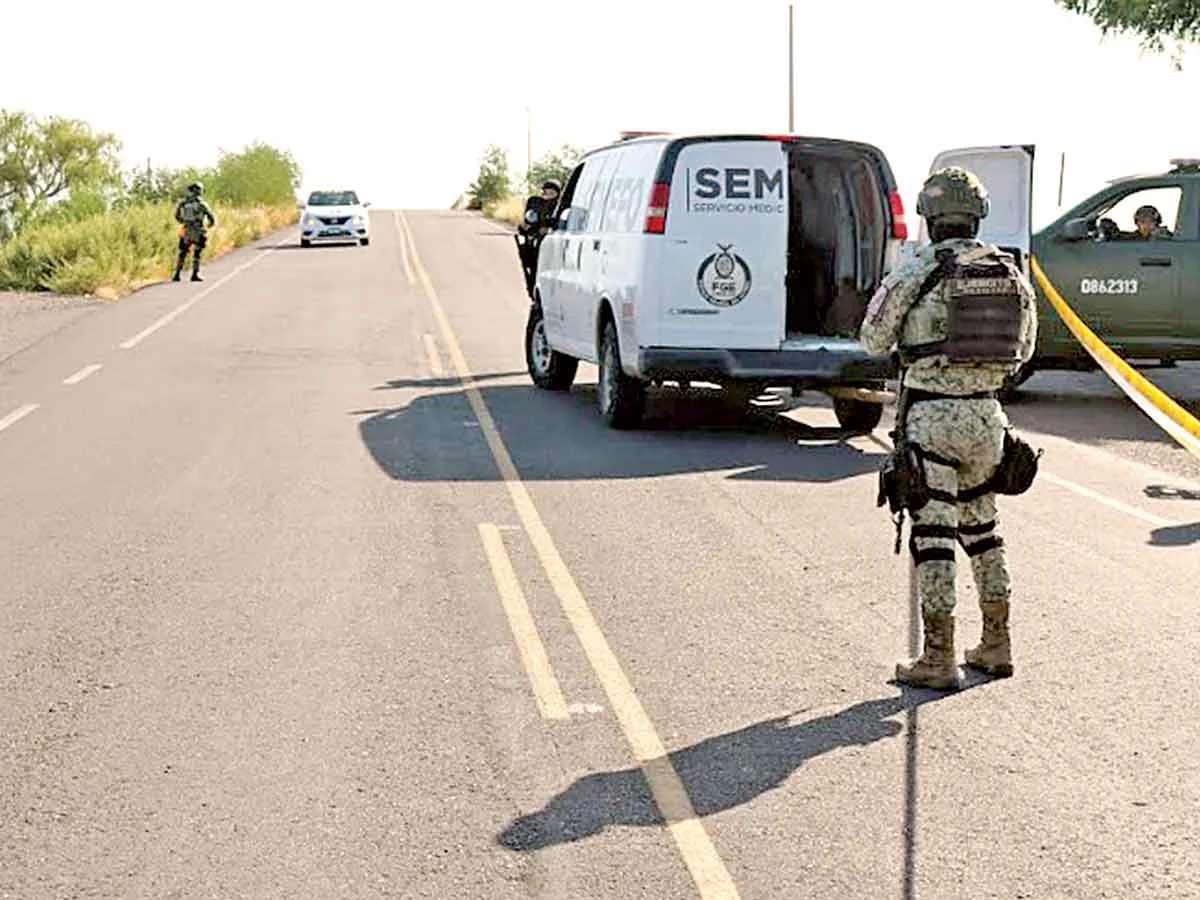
top-left (173, 182), bottom-right (216, 282)
top-left (860, 166), bottom-right (1038, 691)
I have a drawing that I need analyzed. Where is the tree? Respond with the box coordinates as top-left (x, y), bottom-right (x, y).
top-left (1055, 0), bottom-right (1200, 66)
top-left (526, 144), bottom-right (583, 194)
top-left (466, 145), bottom-right (512, 210)
top-left (0, 110), bottom-right (121, 238)
top-left (209, 142), bottom-right (301, 206)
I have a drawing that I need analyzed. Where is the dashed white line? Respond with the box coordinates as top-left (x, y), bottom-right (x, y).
top-left (0, 404), bottom-right (39, 434)
top-left (63, 364), bottom-right (102, 386)
top-left (119, 237), bottom-right (285, 350)
top-left (1041, 472), bottom-right (1181, 528)
top-left (868, 432), bottom-right (1183, 529)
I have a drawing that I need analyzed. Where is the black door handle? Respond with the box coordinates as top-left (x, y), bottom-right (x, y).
top-left (592, 239), bottom-right (601, 250)
top-left (1140, 257), bottom-right (1172, 267)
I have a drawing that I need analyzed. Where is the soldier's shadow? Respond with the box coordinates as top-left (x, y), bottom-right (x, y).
top-left (496, 686), bottom-right (974, 852)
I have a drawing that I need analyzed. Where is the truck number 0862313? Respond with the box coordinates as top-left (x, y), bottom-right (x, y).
top-left (1080, 278), bottom-right (1138, 295)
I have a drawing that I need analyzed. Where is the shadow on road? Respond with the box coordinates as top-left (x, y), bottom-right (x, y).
top-left (356, 384), bottom-right (885, 484)
top-left (371, 371), bottom-right (525, 391)
top-left (496, 684), bottom-right (981, 853)
top-left (1149, 522), bottom-right (1200, 546)
top-left (1145, 484), bottom-right (1200, 502)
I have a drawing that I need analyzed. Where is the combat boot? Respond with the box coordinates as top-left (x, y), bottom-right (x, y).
top-left (171, 267), bottom-right (182, 282)
top-left (895, 612), bottom-right (962, 691)
top-left (964, 600), bottom-right (1013, 677)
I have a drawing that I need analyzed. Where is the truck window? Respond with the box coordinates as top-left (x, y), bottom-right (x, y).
top-left (1098, 186), bottom-right (1182, 239)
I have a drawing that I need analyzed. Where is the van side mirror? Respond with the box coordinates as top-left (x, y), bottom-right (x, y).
top-left (1059, 217), bottom-right (1091, 241)
top-left (556, 207), bottom-right (574, 230)
top-left (363, 201), bottom-right (370, 208)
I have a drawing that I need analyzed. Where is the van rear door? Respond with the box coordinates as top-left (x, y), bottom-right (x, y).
top-left (652, 139), bottom-right (788, 349)
top-left (920, 145), bottom-right (1034, 272)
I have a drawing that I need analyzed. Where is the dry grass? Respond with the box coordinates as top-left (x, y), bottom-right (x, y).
top-left (484, 195), bottom-right (524, 228)
top-left (0, 203), bottom-right (299, 299)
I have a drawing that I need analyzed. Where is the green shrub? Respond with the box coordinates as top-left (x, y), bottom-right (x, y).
top-left (0, 201), bottom-right (298, 297)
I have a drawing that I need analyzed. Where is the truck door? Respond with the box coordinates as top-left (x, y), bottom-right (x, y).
top-left (920, 145), bottom-right (1033, 272)
top-left (1043, 184), bottom-right (1183, 354)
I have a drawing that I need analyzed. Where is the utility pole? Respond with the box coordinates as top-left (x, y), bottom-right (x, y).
top-left (788, 4), bottom-right (795, 133)
top-left (526, 106), bottom-right (533, 190)
top-left (1057, 152), bottom-right (1066, 208)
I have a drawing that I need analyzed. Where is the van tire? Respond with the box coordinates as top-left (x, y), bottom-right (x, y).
top-left (833, 397), bottom-right (883, 434)
top-left (525, 303), bottom-right (577, 391)
top-left (598, 320), bottom-right (645, 429)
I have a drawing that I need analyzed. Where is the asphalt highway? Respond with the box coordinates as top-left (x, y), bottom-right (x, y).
top-left (2, 209), bottom-right (1198, 899)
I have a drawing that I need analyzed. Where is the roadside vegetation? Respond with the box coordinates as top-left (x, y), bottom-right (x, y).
top-left (0, 110), bottom-right (301, 298)
top-left (464, 143), bottom-right (581, 228)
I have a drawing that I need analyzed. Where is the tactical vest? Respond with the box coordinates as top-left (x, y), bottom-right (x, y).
top-left (900, 246), bottom-right (1024, 366)
top-left (178, 199), bottom-right (206, 226)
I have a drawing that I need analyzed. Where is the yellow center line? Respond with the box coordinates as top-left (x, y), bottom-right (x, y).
top-left (478, 523), bottom-right (571, 720)
top-left (423, 333), bottom-right (445, 378)
top-left (396, 211), bottom-right (740, 900)
top-left (394, 209), bottom-right (416, 285)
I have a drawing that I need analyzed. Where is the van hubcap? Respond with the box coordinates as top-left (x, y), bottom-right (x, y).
top-left (530, 319), bottom-right (552, 374)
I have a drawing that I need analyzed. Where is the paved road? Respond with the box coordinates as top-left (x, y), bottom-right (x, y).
top-left (2, 210), bottom-right (1198, 899)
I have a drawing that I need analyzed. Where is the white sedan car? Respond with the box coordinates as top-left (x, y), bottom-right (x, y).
top-left (299, 190), bottom-right (370, 247)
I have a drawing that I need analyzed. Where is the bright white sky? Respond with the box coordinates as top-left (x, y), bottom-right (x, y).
top-left (5, 0), bottom-right (1198, 228)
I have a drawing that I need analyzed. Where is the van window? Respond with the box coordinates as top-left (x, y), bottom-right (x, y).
top-left (598, 142), bottom-right (660, 234)
top-left (570, 150), bottom-right (618, 233)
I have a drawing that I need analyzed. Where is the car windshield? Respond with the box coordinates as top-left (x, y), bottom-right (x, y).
top-left (308, 191), bottom-right (359, 206)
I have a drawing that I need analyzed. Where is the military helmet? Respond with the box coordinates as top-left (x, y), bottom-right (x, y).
top-left (541, 179), bottom-right (561, 193)
top-left (916, 166), bottom-right (990, 224)
top-left (1134, 204), bottom-right (1161, 225)
top-left (187, 181), bottom-right (203, 194)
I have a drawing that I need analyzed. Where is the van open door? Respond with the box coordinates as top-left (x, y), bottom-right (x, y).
top-left (919, 145), bottom-right (1034, 272)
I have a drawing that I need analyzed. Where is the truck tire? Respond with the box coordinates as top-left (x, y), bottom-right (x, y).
top-left (833, 397), bottom-right (883, 434)
top-left (525, 303), bottom-right (577, 391)
top-left (597, 320), bottom-right (645, 429)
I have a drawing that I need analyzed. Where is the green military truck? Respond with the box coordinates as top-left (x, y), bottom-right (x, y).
top-left (1024, 156), bottom-right (1200, 386)
top-left (914, 150), bottom-right (1198, 392)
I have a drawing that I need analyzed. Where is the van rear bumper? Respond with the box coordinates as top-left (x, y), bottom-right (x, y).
top-left (637, 346), bottom-right (895, 384)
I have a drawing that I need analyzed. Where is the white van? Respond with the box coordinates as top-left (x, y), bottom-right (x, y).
top-left (523, 134), bottom-right (1032, 430)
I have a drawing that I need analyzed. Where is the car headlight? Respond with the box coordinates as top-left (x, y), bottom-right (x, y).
top-left (303, 214), bottom-right (318, 226)
top-left (353, 214), bottom-right (366, 225)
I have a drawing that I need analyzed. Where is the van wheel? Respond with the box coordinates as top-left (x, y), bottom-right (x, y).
top-left (598, 320), bottom-right (645, 429)
top-left (525, 304), bottom-right (577, 390)
top-left (833, 397), bottom-right (883, 434)
top-left (300, 239), bottom-right (311, 248)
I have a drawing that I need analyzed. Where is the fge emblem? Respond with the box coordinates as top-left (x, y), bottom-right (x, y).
top-left (697, 244), bottom-right (751, 307)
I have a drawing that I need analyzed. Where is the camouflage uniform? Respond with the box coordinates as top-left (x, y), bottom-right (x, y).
top-left (173, 185), bottom-right (216, 282)
top-left (860, 168), bottom-right (1037, 690)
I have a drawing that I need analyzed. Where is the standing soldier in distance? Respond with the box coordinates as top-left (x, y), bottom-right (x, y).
top-left (173, 182), bottom-right (216, 282)
top-left (860, 166), bottom-right (1038, 690)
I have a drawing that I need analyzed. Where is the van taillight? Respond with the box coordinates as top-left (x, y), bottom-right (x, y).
top-left (644, 183), bottom-right (670, 234)
top-left (889, 191), bottom-right (908, 240)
